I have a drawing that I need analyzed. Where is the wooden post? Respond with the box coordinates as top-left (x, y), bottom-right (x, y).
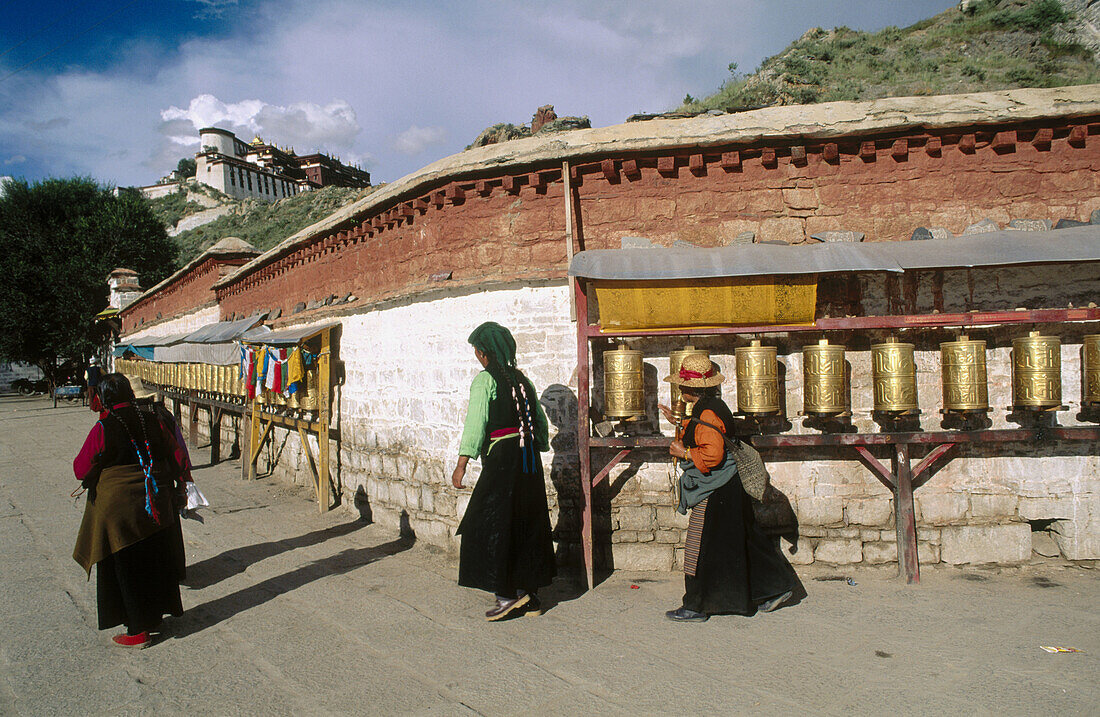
top-left (576, 278), bottom-right (594, 589)
top-left (893, 442), bottom-right (920, 584)
top-left (210, 408), bottom-right (221, 465)
top-left (245, 400), bottom-right (259, 480)
top-left (317, 329), bottom-right (332, 512)
top-left (563, 160), bottom-right (576, 322)
top-left (189, 401), bottom-right (199, 447)
top-left (172, 397), bottom-right (181, 426)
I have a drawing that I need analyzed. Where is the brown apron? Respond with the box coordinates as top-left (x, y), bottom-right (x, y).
top-left (73, 464), bottom-right (177, 576)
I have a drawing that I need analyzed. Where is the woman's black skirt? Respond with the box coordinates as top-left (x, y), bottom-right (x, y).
top-left (457, 438), bottom-right (556, 596)
top-left (96, 522), bottom-right (185, 633)
top-left (682, 477), bottom-right (794, 615)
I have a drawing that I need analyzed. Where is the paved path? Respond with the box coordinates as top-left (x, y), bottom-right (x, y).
top-left (0, 395), bottom-right (1096, 715)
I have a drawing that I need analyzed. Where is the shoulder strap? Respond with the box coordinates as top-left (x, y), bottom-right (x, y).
top-left (685, 415), bottom-right (742, 450)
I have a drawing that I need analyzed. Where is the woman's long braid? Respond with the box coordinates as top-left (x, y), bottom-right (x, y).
top-left (488, 363), bottom-right (537, 473)
top-left (106, 406), bottom-right (163, 524)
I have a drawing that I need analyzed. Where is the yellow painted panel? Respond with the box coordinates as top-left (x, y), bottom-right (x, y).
top-left (593, 276), bottom-right (817, 330)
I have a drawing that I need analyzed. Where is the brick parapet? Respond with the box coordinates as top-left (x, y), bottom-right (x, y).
top-left (215, 111), bottom-right (1100, 325)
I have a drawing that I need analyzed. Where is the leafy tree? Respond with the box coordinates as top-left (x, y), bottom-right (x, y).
top-left (0, 177), bottom-right (177, 387)
top-left (176, 157), bottom-right (197, 178)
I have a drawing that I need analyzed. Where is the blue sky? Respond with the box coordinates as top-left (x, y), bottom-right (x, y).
top-left (1, 0), bottom-right (957, 187)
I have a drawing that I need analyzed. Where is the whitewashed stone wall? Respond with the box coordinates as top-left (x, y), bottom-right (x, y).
top-left (232, 278), bottom-right (1098, 571)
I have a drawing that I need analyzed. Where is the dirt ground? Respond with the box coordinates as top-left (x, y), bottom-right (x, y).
top-left (0, 395), bottom-right (1096, 715)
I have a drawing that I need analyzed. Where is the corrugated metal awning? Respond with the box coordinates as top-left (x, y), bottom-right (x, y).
top-left (243, 322), bottom-right (339, 346)
top-left (182, 314), bottom-right (267, 343)
top-left (568, 225), bottom-right (1100, 280)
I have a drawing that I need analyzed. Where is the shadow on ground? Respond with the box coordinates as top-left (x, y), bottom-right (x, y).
top-left (183, 519), bottom-right (370, 590)
top-left (173, 534), bottom-right (412, 637)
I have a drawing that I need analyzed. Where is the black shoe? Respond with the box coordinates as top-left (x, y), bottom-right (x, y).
top-left (665, 607), bottom-right (709, 622)
top-left (524, 595), bottom-right (543, 616)
top-left (757, 590), bottom-right (793, 613)
top-left (485, 594), bottom-right (529, 621)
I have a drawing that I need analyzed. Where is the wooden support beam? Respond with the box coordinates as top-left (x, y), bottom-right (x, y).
top-left (958, 133), bottom-right (976, 154)
top-left (592, 449), bottom-right (631, 487)
top-left (992, 131), bottom-right (1016, 154)
top-left (576, 279), bottom-right (594, 590)
top-left (894, 443), bottom-right (920, 584)
top-left (853, 446), bottom-right (895, 490)
top-left (689, 153), bottom-right (706, 175)
top-left (761, 147), bottom-right (777, 168)
top-left (244, 401), bottom-right (259, 480)
top-left (297, 425), bottom-right (320, 492)
top-left (317, 329), bottom-right (332, 512)
top-left (657, 155), bottom-right (677, 176)
top-left (601, 159), bottom-right (618, 183)
top-left (622, 158), bottom-right (641, 179)
top-left (913, 442), bottom-right (956, 488)
top-left (563, 160), bottom-right (576, 322)
top-left (925, 136), bottom-right (942, 156)
top-left (1068, 124), bottom-right (1087, 147)
top-left (210, 408), bottom-right (222, 464)
top-left (790, 146), bottom-right (807, 166)
top-left (891, 138), bottom-right (908, 160)
top-left (859, 141), bottom-right (876, 161)
top-left (822, 143), bottom-right (839, 163)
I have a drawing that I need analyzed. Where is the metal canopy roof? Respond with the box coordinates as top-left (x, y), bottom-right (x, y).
top-left (182, 314), bottom-right (268, 343)
top-left (243, 321), bottom-right (340, 346)
top-left (568, 225), bottom-right (1100, 281)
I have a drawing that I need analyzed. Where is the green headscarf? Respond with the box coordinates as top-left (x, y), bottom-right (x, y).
top-left (468, 321), bottom-right (517, 369)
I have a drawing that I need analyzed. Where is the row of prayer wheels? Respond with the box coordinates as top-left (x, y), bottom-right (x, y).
top-left (114, 359), bottom-right (319, 411)
top-left (602, 333), bottom-right (1100, 419)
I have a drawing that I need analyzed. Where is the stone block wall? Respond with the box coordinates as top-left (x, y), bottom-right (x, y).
top-left (198, 274), bottom-right (1099, 572)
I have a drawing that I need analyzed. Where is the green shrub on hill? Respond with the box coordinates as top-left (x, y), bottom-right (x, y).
top-left (170, 185), bottom-right (375, 264)
top-left (681, 0), bottom-right (1099, 113)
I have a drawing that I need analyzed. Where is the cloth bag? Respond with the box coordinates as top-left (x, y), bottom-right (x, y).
top-left (687, 416), bottom-right (769, 501)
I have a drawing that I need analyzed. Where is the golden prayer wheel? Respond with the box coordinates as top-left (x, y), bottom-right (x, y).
top-left (802, 339), bottom-right (848, 415)
top-left (941, 336), bottom-right (988, 412)
top-left (1084, 334), bottom-right (1100, 407)
top-left (872, 337), bottom-right (918, 413)
top-left (735, 340), bottom-right (780, 414)
top-left (669, 345), bottom-right (709, 409)
top-left (215, 366), bottom-right (226, 396)
top-left (1012, 331), bottom-right (1061, 409)
top-left (300, 369), bottom-right (318, 411)
top-left (286, 386), bottom-right (299, 410)
top-left (603, 344), bottom-right (645, 420)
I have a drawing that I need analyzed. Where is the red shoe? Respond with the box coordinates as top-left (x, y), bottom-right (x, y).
top-left (112, 631), bottom-right (151, 649)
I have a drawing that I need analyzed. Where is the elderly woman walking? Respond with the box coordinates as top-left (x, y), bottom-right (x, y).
top-left (452, 322), bottom-right (555, 620)
top-left (73, 373), bottom-right (187, 648)
top-left (659, 354), bottom-right (794, 622)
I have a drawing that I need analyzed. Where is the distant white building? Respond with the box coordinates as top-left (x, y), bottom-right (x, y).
top-left (193, 127), bottom-right (370, 202)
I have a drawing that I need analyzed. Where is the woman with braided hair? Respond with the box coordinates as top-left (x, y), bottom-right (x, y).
top-left (73, 373), bottom-right (186, 648)
top-left (452, 322), bottom-right (556, 620)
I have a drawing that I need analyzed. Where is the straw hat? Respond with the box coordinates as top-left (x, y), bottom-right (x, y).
top-left (663, 353), bottom-right (724, 388)
top-left (127, 375), bottom-right (157, 400)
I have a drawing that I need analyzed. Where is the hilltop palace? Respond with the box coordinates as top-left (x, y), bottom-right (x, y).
top-left (138, 126), bottom-right (371, 201)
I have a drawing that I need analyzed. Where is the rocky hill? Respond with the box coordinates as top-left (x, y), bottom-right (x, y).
top-left (146, 183), bottom-right (375, 265)
top-left (679, 0), bottom-right (1099, 114)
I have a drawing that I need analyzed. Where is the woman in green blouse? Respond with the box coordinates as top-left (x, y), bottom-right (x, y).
top-left (452, 322), bottom-right (555, 620)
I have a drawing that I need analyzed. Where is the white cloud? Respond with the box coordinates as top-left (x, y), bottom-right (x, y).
top-left (0, 0), bottom-right (957, 187)
top-left (391, 125), bottom-right (447, 156)
top-left (4, 155), bottom-right (26, 165)
top-left (188, 0), bottom-right (238, 19)
top-left (159, 94), bottom-right (360, 153)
